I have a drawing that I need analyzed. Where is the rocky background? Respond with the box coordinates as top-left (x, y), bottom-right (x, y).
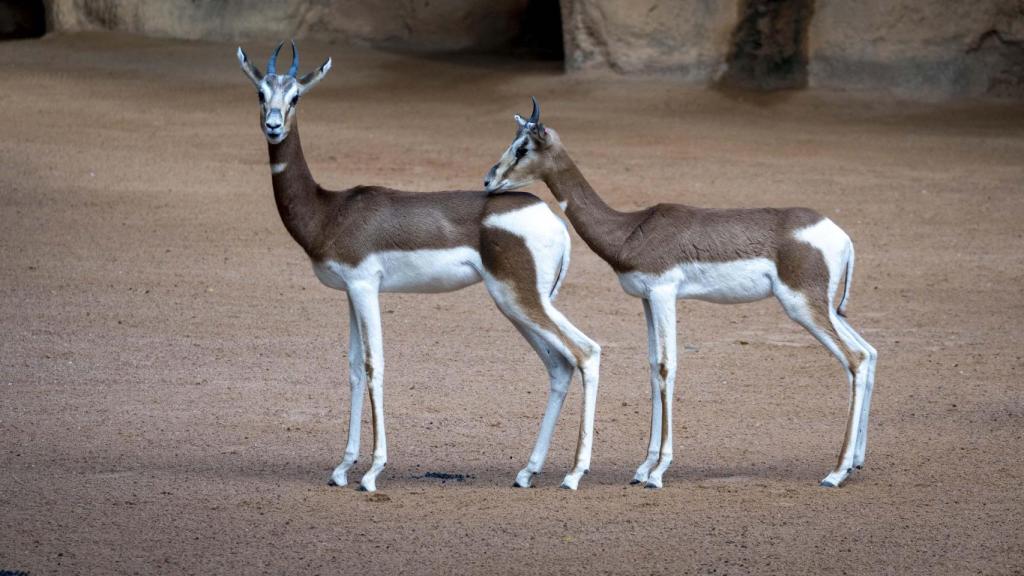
top-left (562, 0), bottom-right (1024, 98)
top-left (4, 0), bottom-right (1021, 97)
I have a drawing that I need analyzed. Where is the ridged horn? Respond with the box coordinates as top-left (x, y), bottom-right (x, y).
top-left (267, 41), bottom-right (284, 75)
top-left (288, 40), bottom-right (299, 77)
top-left (528, 96), bottom-right (540, 125)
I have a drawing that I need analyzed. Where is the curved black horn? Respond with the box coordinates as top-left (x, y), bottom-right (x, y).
top-left (288, 40), bottom-right (299, 77)
top-left (528, 96), bottom-right (540, 125)
top-left (267, 41), bottom-right (284, 75)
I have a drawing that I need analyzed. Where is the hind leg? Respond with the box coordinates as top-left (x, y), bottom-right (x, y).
top-left (835, 317), bottom-right (877, 468)
top-left (483, 275), bottom-right (600, 490)
top-left (547, 307), bottom-right (601, 490)
top-left (776, 288), bottom-right (870, 487)
top-left (509, 321), bottom-right (576, 488)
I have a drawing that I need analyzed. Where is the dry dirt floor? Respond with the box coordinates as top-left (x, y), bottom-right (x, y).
top-left (2, 33), bottom-right (1023, 575)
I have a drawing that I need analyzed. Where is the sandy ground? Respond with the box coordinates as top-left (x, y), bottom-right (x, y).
top-left (1, 33), bottom-right (1023, 575)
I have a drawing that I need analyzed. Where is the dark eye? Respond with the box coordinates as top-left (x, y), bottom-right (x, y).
top-left (258, 91), bottom-right (266, 103)
top-left (515, 145), bottom-right (528, 159)
top-left (290, 95), bottom-right (299, 106)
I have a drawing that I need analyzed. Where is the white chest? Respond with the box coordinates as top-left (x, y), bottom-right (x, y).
top-left (313, 247), bottom-right (483, 293)
top-left (618, 258), bottom-right (778, 303)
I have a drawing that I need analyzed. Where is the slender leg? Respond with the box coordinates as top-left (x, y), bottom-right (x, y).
top-left (483, 275), bottom-right (599, 490)
top-left (835, 317), bottom-right (877, 469)
top-left (330, 298), bottom-right (366, 487)
top-left (548, 308), bottom-right (601, 490)
top-left (632, 298), bottom-right (663, 484)
top-left (346, 283), bottom-right (387, 492)
top-left (511, 322), bottom-right (575, 488)
top-left (776, 290), bottom-right (869, 487)
top-left (643, 289), bottom-right (677, 489)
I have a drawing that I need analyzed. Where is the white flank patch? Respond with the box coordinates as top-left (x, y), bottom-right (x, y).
top-left (313, 247), bottom-right (483, 294)
top-left (793, 218), bottom-right (851, 295)
top-left (484, 202), bottom-right (570, 299)
top-left (271, 162), bottom-right (287, 174)
top-left (618, 258), bottom-right (778, 304)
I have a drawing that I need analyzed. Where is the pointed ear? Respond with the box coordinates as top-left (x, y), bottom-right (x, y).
top-left (237, 47), bottom-right (263, 87)
top-left (298, 57), bottom-right (332, 95)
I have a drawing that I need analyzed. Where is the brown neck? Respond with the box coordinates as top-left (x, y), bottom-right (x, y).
top-left (268, 120), bottom-right (324, 254)
top-left (544, 150), bottom-right (635, 266)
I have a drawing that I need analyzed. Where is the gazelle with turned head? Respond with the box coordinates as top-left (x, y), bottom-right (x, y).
top-left (238, 45), bottom-right (601, 491)
top-left (485, 99), bottom-right (877, 488)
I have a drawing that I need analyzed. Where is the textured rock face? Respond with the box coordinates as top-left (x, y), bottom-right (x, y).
top-left (37, 0), bottom-right (1024, 97)
top-left (43, 0), bottom-right (529, 52)
top-left (561, 0), bottom-right (735, 82)
top-left (563, 0), bottom-right (1023, 98)
top-left (809, 0), bottom-right (1024, 98)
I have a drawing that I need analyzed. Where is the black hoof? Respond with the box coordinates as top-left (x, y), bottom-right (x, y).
top-left (327, 478), bottom-right (337, 486)
top-left (629, 479), bottom-right (642, 485)
top-left (854, 464), bottom-right (864, 470)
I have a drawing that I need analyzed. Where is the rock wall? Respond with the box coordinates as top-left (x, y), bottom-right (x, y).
top-left (561, 0), bottom-right (735, 83)
top-left (562, 0), bottom-right (1024, 98)
top-left (809, 0), bottom-right (1024, 98)
top-left (43, 0), bottom-right (530, 52)
top-left (36, 0), bottom-right (1024, 97)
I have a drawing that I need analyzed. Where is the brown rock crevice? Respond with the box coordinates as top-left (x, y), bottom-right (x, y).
top-left (718, 0), bottom-right (815, 91)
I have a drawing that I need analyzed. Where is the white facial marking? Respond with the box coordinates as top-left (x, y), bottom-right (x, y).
top-left (313, 247), bottom-right (483, 294)
top-left (271, 162), bottom-right (287, 174)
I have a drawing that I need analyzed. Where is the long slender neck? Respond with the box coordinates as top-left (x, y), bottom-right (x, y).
top-left (267, 120), bottom-right (324, 254)
top-left (544, 150), bottom-right (635, 266)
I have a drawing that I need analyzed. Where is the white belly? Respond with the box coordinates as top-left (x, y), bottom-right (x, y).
top-left (618, 258), bottom-right (777, 303)
top-left (313, 247), bottom-right (483, 293)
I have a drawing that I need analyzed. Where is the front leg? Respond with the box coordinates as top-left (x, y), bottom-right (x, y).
top-left (330, 298), bottom-right (366, 487)
top-left (347, 282), bottom-right (387, 492)
top-left (632, 298), bottom-right (663, 484)
top-left (640, 289), bottom-right (677, 489)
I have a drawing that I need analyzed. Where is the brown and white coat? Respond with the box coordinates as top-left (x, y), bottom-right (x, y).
top-left (239, 45), bottom-right (601, 492)
top-left (485, 100), bottom-right (877, 488)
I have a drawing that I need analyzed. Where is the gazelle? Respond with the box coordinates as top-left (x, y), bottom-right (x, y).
top-left (237, 44), bottom-right (601, 492)
top-left (484, 99), bottom-right (877, 488)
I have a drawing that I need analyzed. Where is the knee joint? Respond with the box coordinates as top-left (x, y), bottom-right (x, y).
top-left (578, 342), bottom-right (601, 371)
top-left (650, 361), bottom-right (674, 382)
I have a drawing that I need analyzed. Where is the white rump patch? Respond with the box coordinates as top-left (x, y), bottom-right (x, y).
top-left (484, 202), bottom-right (570, 298)
top-left (793, 218), bottom-right (851, 295)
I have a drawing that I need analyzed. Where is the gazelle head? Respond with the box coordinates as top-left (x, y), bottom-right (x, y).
top-left (484, 97), bottom-right (561, 194)
top-left (237, 41), bottom-right (332, 144)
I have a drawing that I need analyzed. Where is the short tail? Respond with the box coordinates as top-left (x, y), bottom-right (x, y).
top-left (549, 224), bottom-right (571, 300)
top-left (837, 241), bottom-right (855, 317)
